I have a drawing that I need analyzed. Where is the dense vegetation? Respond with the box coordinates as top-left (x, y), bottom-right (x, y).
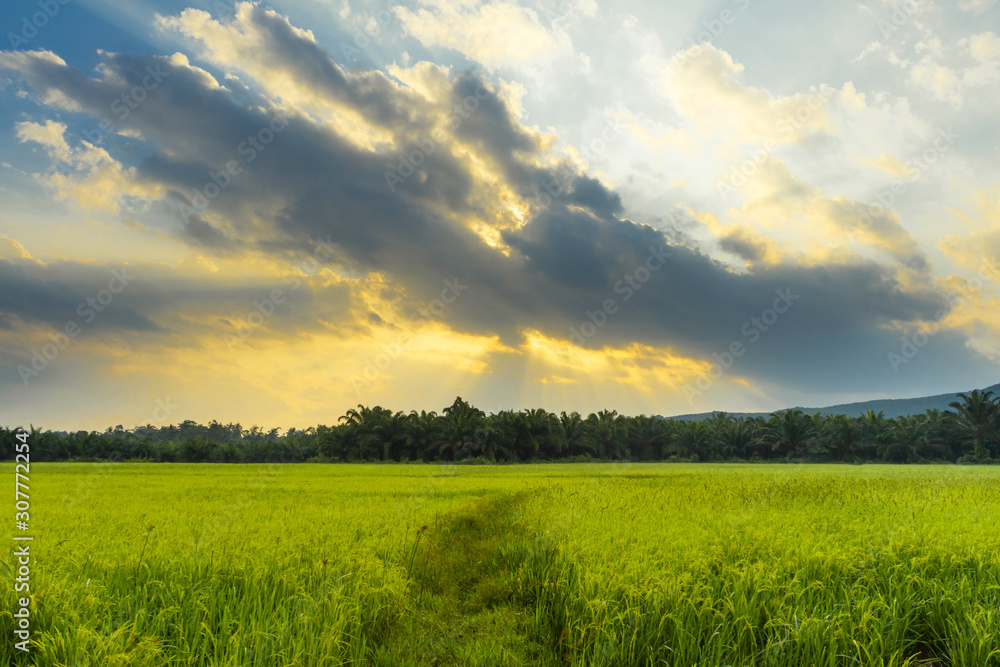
top-left (4, 391), bottom-right (999, 464)
top-left (7, 464), bottom-right (1000, 665)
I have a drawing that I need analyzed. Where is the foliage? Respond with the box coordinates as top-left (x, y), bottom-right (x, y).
top-left (8, 464), bottom-right (1000, 665)
top-left (3, 391), bottom-right (999, 464)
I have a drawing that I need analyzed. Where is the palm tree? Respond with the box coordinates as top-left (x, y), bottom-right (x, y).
top-left (672, 419), bottom-right (710, 460)
top-left (889, 415), bottom-right (947, 462)
top-left (924, 409), bottom-right (955, 461)
top-left (764, 410), bottom-right (815, 458)
top-left (825, 414), bottom-right (858, 461)
top-left (339, 404), bottom-right (392, 460)
top-left (587, 410), bottom-right (627, 459)
top-left (333, 423), bottom-right (367, 460)
top-left (341, 404), bottom-right (392, 430)
top-left (535, 409), bottom-right (565, 459)
top-left (718, 419), bottom-right (761, 460)
top-left (948, 390), bottom-right (999, 460)
top-left (626, 415), bottom-right (669, 461)
top-left (858, 410), bottom-right (891, 460)
top-left (701, 412), bottom-right (732, 460)
top-left (372, 411), bottom-right (411, 461)
top-left (558, 411), bottom-right (596, 457)
top-left (406, 410), bottom-right (446, 461)
top-left (472, 413), bottom-right (518, 461)
top-left (514, 408), bottom-right (558, 460)
top-left (440, 397), bottom-right (485, 460)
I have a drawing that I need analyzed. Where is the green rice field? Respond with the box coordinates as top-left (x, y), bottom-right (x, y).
top-left (4, 463), bottom-right (1000, 666)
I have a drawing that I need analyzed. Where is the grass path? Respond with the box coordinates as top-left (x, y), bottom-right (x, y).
top-left (374, 489), bottom-right (570, 666)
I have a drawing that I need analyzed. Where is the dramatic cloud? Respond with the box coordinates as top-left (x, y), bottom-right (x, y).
top-left (0, 0), bottom-right (997, 428)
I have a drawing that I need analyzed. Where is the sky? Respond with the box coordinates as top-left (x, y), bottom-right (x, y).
top-left (1, 0), bottom-right (999, 430)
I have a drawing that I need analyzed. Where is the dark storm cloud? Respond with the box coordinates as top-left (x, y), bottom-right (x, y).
top-left (565, 176), bottom-right (625, 216)
top-left (451, 73), bottom-right (538, 156)
top-left (488, 204), bottom-right (946, 355)
top-left (235, 6), bottom-right (424, 129)
top-left (0, 8), bottom-right (983, 392)
top-left (718, 234), bottom-right (763, 261)
top-left (0, 260), bottom-right (160, 332)
top-left (0, 256), bottom-right (354, 344)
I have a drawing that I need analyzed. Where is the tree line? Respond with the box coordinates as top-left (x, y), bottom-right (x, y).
top-left (3, 391), bottom-right (999, 464)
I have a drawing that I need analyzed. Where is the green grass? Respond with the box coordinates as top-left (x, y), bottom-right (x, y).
top-left (4, 463), bottom-right (1000, 665)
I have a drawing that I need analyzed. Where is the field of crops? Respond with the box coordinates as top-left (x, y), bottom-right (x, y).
top-left (4, 463), bottom-right (1000, 666)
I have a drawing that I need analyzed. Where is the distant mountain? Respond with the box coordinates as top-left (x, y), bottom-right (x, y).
top-left (666, 383), bottom-right (1000, 421)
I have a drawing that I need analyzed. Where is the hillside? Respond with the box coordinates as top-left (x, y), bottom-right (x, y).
top-left (667, 383), bottom-right (1000, 421)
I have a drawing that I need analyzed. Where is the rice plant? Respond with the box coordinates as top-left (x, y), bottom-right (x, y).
top-left (4, 463), bottom-right (1000, 665)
